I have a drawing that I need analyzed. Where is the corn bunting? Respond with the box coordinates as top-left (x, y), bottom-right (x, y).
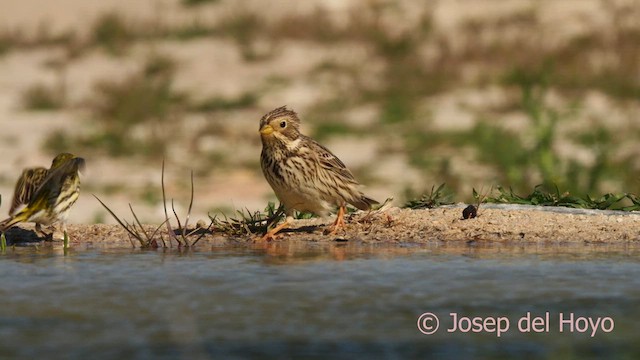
top-left (259, 106), bottom-right (377, 240)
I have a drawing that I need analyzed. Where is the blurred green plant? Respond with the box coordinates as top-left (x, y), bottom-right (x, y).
top-left (405, 183), bottom-right (455, 209)
top-left (504, 66), bottom-right (568, 184)
top-left (45, 54), bottom-right (186, 158)
top-left (181, 0), bottom-right (220, 6)
top-left (217, 12), bottom-right (271, 61)
top-left (486, 185), bottom-right (640, 211)
top-left (313, 122), bottom-right (358, 141)
top-left (92, 211), bottom-right (106, 224)
top-left (0, 27), bottom-right (79, 57)
top-left (190, 92), bottom-right (258, 112)
top-left (169, 21), bottom-right (217, 40)
top-left (44, 130), bottom-right (72, 154)
top-left (92, 12), bottom-right (135, 55)
top-left (140, 182), bottom-right (161, 205)
top-left (405, 184), bottom-right (640, 212)
top-left (210, 201), bottom-right (284, 237)
top-left (0, 34), bottom-right (11, 55)
top-left (21, 83), bottom-right (64, 110)
top-left (89, 57), bottom-right (184, 156)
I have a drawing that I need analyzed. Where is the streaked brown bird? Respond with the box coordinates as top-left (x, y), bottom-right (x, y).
top-left (1, 153), bottom-right (85, 240)
top-left (259, 106), bottom-right (378, 240)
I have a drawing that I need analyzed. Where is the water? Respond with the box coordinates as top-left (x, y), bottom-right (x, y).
top-left (1, 243), bottom-right (640, 359)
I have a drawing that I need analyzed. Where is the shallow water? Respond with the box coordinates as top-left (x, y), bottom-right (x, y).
top-left (1, 243), bottom-right (640, 359)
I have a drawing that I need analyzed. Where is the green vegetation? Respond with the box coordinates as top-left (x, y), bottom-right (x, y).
top-left (140, 182), bottom-right (162, 205)
top-left (218, 12), bottom-right (272, 61)
top-left (92, 12), bottom-right (135, 55)
top-left (0, 34), bottom-right (12, 55)
top-left (401, 69), bottom-right (639, 199)
top-left (45, 54), bottom-right (185, 158)
top-left (92, 211), bottom-right (106, 224)
top-left (97, 172), bottom-right (640, 248)
top-left (449, 77), bottom-right (575, 194)
top-left (0, 27), bottom-right (78, 57)
top-left (405, 183), bottom-right (640, 212)
top-left (169, 21), bottom-right (217, 40)
top-left (43, 130), bottom-right (74, 155)
top-left (485, 185), bottom-right (640, 211)
top-left (312, 122), bottom-right (358, 141)
top-left (181, 0), bottom-right (220, 6)
top-left (96, 162), bottom-right (214, 248)
top-left (97, 177), bottom-right (286, 246)
top-left (190, 92), bottom-right (258, 112)
top-left (86, 63), bottom-right (182, 156)
top-left (210, 202), bottom-right (284, 237)
top-left (9, 3), bottom-right (639, 218)
top-left (22, 83), bottom-right (64, 110)
top-left (405, 183), bottom-right (454, 209)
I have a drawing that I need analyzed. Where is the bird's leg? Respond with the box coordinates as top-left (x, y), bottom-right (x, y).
top-left (35, 223), bottom-right (53, 241)
top-left (328, 205), bottom-right (346, 235)
top-left (42, 223), bottom-right (67, 242)
top-left (35, 223), bottom-right (44, 237)
top-left (62, 223), bottom-right (69, 249)
top-left (257, 216), bottom-right (291, 243)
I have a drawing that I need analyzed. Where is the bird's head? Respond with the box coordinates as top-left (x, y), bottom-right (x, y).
top-left (50, 153), bottom-right (86, 173)
top-left (259, 106), bottom-right (301, 144)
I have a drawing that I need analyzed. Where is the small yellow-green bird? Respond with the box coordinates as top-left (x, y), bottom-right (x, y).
top-left (9, 167), bottom-right (49, 218)
top-left (0, 153), bottom-right (85, 240)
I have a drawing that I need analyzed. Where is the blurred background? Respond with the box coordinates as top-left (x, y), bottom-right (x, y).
top-left (0, 0), bottom-right (638, 224)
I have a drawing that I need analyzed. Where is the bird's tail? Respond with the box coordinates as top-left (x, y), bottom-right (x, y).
top-left (351, 194), bottom-right (379, 211)
top-left (0, 213), bottom-right (27, 232)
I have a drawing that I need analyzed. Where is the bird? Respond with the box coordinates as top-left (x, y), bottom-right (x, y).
top-left (9, 167), bottom-right (48, 219)
top-left (259, 106), bottom-right (378, 241)
top-left (0, 153), bottom-right (85, 241)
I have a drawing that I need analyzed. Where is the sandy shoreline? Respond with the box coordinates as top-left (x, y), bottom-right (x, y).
top-left (3, 205), bottom-right (640, 251)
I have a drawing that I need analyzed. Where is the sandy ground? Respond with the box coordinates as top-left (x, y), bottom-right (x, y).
top-left (3, 205), bottom-right (639, 252)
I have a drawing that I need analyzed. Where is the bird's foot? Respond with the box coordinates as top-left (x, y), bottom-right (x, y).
top-left (40, 232), bottom-right (54, 242)
top-left (49, 229), bottom-right (65, 242)
top-left (324, 206), bottom-right (347, 235)
top-left (255, 221), bottom-right (289, 243)
top-left (256, 231), bottom-right (280, 243)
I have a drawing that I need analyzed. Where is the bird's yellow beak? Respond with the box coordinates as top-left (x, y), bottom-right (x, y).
top-left (260, 124), bottom-right (274, 136)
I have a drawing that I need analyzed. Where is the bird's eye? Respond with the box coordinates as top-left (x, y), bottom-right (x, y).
top-left (279, 121), bottom-right (287, 128)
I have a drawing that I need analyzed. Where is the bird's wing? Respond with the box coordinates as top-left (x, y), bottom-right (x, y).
top-left (302, 135), bottom-right (359, 185)
top-left (32, 158), bottom-right (80, 209)
top-left (9, 167), bottom-right (48, 216)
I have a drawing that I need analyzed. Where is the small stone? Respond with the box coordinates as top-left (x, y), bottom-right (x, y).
top-left (462, 205), bottom-right (477, 220)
